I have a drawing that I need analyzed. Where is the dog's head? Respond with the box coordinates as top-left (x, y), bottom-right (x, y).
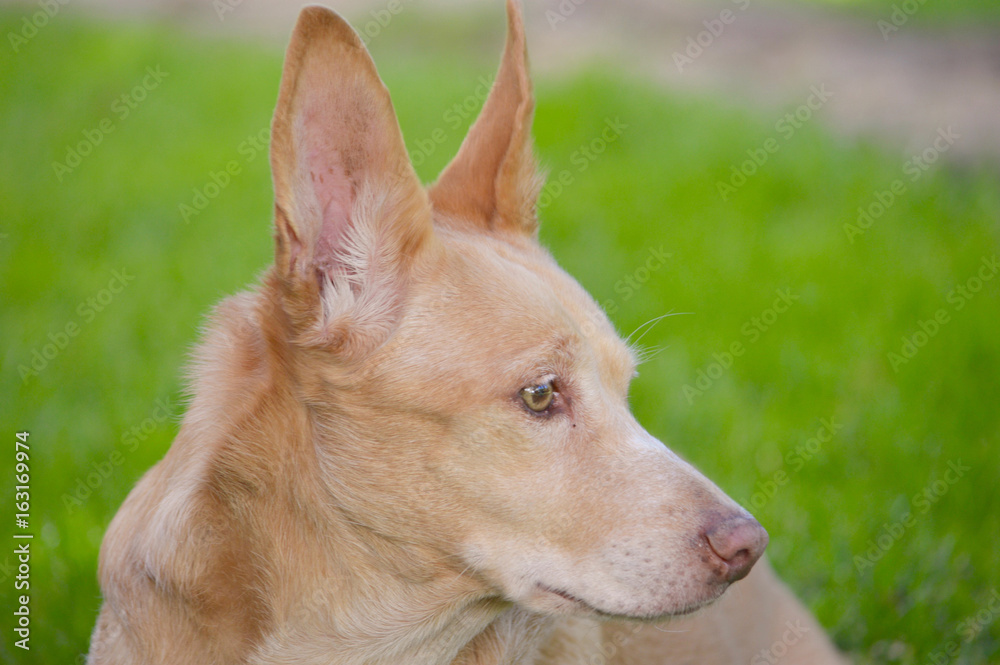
top-left (265, 1), bottom-right (766, 621)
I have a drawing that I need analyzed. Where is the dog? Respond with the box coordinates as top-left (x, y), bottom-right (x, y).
top-left (88, 2), bottom-right (848, 663)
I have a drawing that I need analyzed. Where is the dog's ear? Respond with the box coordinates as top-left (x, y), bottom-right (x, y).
top-left (270, 6), bottom-right (433, 356)
top-left (429, 0), bottom-right (542, 236)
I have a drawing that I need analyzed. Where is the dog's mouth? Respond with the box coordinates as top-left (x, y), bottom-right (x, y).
top-left (535, 583), bottom-right (636, 619)
top-left (537, 584), bottom-right (600, 612)
top-left (533, 582), bottom-right (722, 622)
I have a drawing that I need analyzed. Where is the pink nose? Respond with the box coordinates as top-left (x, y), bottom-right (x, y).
top-left (704, 516), bottom-right (769, 583)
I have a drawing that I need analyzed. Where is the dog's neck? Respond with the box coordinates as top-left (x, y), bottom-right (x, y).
top-left (252, 571), bottom-right (551, 665)
top-left (255, 508), bottom-right (535, 664)
top-left (188, 288), bottom-right (553, 664)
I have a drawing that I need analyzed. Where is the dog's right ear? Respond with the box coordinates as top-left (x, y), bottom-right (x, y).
top-left (269, 6), bottom-right (433, 357)
top-left (428, 0), bottom-right (541, 237)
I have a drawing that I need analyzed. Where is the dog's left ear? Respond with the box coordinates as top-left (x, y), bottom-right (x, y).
top-left (269, 6), bottom-right (434, 356)
top-left (429, 0), bottom-right (542, 236)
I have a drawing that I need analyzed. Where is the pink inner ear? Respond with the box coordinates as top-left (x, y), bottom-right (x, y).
top-left (295, 88), bottom-right (359, 270)
top-left (306, 142), bottom-right (354, 270)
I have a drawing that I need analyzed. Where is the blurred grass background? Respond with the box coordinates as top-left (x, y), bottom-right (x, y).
top-left (788, 0), bottom-right (1000, 22)
top-left (1, 2), bottom-right (999, 663)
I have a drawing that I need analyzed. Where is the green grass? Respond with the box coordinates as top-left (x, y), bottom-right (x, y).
top-left (2, 7), bottom-right (999, 665)
top-left (776, 0), bottom-right (1000, 23)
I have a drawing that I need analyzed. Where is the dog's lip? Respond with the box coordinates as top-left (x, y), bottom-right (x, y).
top-left (534, 583), bottom-right (721, 621)
top-left (535, 583), bottom-right (612, 617)
top-left (537, 584), bottom-right (594, 609)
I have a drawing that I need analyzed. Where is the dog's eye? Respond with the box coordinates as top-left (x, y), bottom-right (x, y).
top-left (520, 381), bottom-right (555, 413)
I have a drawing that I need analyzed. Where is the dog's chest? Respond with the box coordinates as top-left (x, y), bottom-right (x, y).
top-left (247, 602), bottom-right (526, 665)
top-left (243, 607), bottom-right (611, 665)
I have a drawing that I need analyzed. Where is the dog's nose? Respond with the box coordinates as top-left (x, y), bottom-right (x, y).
top-left (704, 516), bottom-right (769, 583)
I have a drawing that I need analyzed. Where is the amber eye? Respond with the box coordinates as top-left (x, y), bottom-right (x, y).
top-left (520, 381), bottom-right (555, 413)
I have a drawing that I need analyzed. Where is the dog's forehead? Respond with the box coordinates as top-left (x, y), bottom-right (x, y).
top-left (403, 230), bottom-right (636, 385)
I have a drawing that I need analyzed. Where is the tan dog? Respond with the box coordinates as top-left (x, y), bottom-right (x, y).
top-left (89, 2), bottom-right (848, 663)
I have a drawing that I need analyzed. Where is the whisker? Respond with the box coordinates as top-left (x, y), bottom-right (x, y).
top-left (652, 625), bottom-right (689, 633)
top-left (625, 310), bottom-right (691, 347)
top-left (634, 344), bottom-right (667, 366)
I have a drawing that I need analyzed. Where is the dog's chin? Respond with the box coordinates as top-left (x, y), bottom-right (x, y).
top-left (519, 580), bottom-right (730, 622)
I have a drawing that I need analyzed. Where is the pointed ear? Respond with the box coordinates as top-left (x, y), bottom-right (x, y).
top-left (270, 6), bottom-right (433, 356)
top-left (428, 0), bottom-right (542, 236)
